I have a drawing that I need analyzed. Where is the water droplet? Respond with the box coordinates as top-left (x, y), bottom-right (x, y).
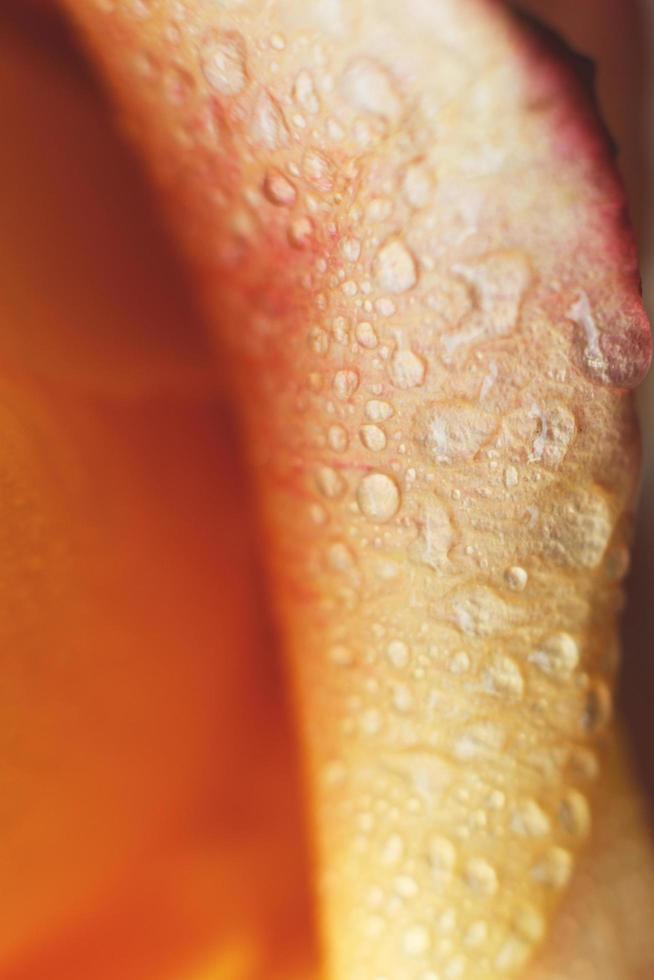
top-left (529, 632), bottom-right (579, 679)
top-left (303, 149), bottom-right (333, 191)
top-left (288, 216), bottom-right (314, 249)
top-left (567, 290), bottom-right (652, 389)
top-left (366, 399), bottom-right (393, 422)
top-left (424, 404), bottom-right (495, 462)
top-left (413, 498), bottom-right (454, 570)
top-left (545, 486), bottom-right (613, 570)
top-left (328, 424), bottom-right (349, 452)
top-left (483, 655), bottom-right (524, 699)
top-left (381, 833), bottom-right (405, 865)
top-left (263, 169), bottom-right (297, 206)
top-left (328, 643), bottom-right (354, 666)
top-left (326, 541), bottom-right (356, 573)
top-left (453, 722), bottom-right (505, 760)
top-left (387, 640), bottom-right (410, 669)
top-left (444, 956), bottom-right (466, 979)
top-left (581, 677), bottom-right (612, 734)
top-left (441, 252), bottom-right (531, 363)
top-left (394, 874), bottom-right (418, 897)
top-left (465, 920), bottom-right (488, 948)
top-left (293, 69), bottom-right (320, 113)
top-left (567, 746), bottom-right (600, 783)
top-left (201, 30), bottom-right (248, 96)
top-left (374, 239), bottom-right (418, 294)
top-left (452, 587), bottom-right (512, 637)
top-left (360, 424), bottom-right (387, 452)
top-left (393, 683), bottom-right (414, 712)
top-left (531, 846), bottom-right (572, 888)
top-left (360, 707), bottom-right (383, 736)
top-left (355, 321), bottom-right (378, 349)
top-left (250, 89), bottom-right (289, 149)
top-left (341, 58), bottom-right (402, 120)
top-left (427, 835), bottom-right (457, 881)
top-left (402, 923), bottom-right (431, 957)
top-left (402, 161), bottom-right (433, 209)
top-left (464, 857), bottom-right (498, 896)
top-left (333, 369), bottom-right (359, 400)
top-left (340, 237), bottom-right (361, 262)
top-left (390, 349), bottom-right (427, 389)
top-left (448, 651), bottom-right (471, 675)
top-left (496, 906), bottom-right (545, 972)
top-left (511, 799), bottom-right (551, 837)
top-left (505, 565), bottom-right (528, 591)
top-left (315, 465), bottom-right (347, 499)
top-left (558, 789), bottom-right (591, 838)
top-left (357, 473), bottom-right (400, 523)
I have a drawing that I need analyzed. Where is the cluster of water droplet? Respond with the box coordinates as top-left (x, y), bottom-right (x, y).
top-left (87, 2), bottom-right (643, 975)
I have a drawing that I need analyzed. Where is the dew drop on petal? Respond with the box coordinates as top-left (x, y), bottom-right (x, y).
top-left (333, 369), bottom-right (360, 400)
top-left (263, 169), bottom-right (297, 206)
top-left (328, 424), bottom-right (349, 452)
top-left (360, 424), bottom-right (387, 452)
top-left (529, 632), bottom-right (579, 679)
top-left (316, 465), bottom-right (347, 499)
top-left (402, 924), bottom-right (431, 957)
top-left (531, 846), bottom-right (573, 889)
top-left (366, 399), bottom-right (393, 422)
top-left (201, 30), bottom-right (248, 96)
top-left (357, 472), bottom-right (401, 522)
top-left (390, 349), bottom-right (427, 389)
top-left (558, 789), bottom-right (591, 839)
top-left (341, 58), bottom-right (402, 121)
top-left (464, 857), bottom-right (498, 896)
top-left (250, 89), bottom-right (289, 149)
top-left (374, 238), bottom-right (418, 294)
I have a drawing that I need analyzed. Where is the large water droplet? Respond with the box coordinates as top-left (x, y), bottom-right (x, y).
top-left (483, 655), bottom-right (524, 699)
top-left (315, 465), bottom-right (347, 499)
top-left (341, 58), bottom-right (402, 120)
top-left (464, 857), bottom-right (498, 896)
top-left (558, 789), bottom-right (591, 838)
top-left (201, 30), bottom-right (248, 96)
top-left (374, 239), bottom-right (418, 294)
top-left (424, 404), bottom-right (495, 463)
top-left (328, 424), bottom-right (349, 452)
top-left (263, 169), bottom-right (297, 207)
top-left (333, 369), bottom-right (359, 400)
top-left (581, 677), bottom-right (613, 734)
top-left (288, 216), bottom-right (314, 249)
top-left (366, 399), bottom-right (393, 422)
top-left (402, 923), bottom-right (431, 956)
top-left (530, 846), bottom-right (572, 889)
top-left (529, 632), bottom-right (579, 679)
top-left (504, 565), bottom-right (528, 591)
top-left (360, 424), bottom-right (387, 452)
top-left (250, 89), bottom-right (289, 149)
top-left (293, 69), bottom-right (320, 113)
top-left (402, 160), bottom-right (433, 209)
top-left (510, 799), bottom-right (551, 837)
top-left (387, 640), bottom-right (410, 669)
top-left (357, 473), bottom-right (401, 522)
top-left (355, 321), bottom-right (378, 349)
top-left (390, 349), bottom-right (427, 389)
